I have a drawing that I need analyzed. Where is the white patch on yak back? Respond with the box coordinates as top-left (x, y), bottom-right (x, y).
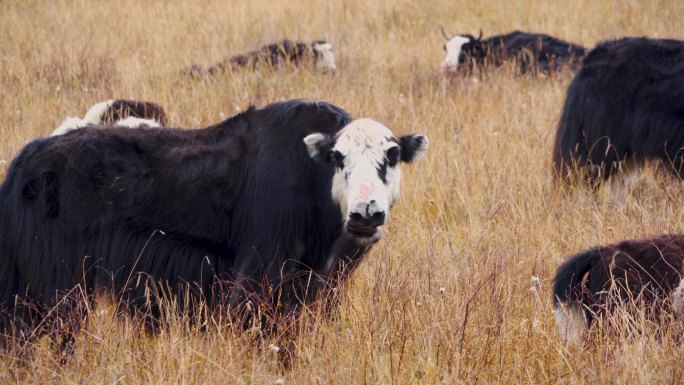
top-left (116, 117), bottom-right (161, 128)
top-left (441, 35), bottom-right (470, 73)
top-left (51, 100), bottom-right (163, 136)
top-left (52, 117), bottom-right (88, 136)
top-left (82, 99), bottom-right (114, 125)
top-left (51, 100), bottom-right (114, 136)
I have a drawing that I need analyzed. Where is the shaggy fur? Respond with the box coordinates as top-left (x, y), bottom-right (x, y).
top-left (102, 99), bottom-right (168, 127)
top-left (0, 100), bottom-right (376, 332)
top-left (441, 30), bottom-right (586, 75)
top-left (552, 37), bottom-right (684, 181)
top-left (553, 234), bottom-right (684, 342)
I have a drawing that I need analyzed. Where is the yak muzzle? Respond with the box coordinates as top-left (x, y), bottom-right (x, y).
top-left (346, 211), bottom-right (385, 237)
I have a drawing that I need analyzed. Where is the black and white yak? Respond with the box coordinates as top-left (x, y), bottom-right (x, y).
top-left (440, 29), bottom-right (586, 75)
top-left (0, 99), bottom-right (428, 333)
top-left (52, 99), bottom-right (168, 136)
top-left (553, 234), bottom-right (684, 343)
top-left (552, 37), bottom-right (684, 183)
top-left (186, 39), bottom-right (336, 77)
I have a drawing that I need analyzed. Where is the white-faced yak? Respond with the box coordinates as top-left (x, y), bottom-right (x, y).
top-left (440, 29), bottom-right (586, 76)
top-left (0, 99), bottom-right (428, 336)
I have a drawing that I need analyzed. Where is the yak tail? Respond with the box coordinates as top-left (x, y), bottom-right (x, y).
top-left (553, 248), bottom-right (598, 306)
top-left (552, 248), bottom-right (598, 343)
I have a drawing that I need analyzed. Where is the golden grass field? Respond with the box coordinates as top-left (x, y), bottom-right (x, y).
top-left (1, 0), bottom-right (684, 383)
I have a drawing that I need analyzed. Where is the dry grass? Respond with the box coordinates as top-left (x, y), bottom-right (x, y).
top-left (1, 0), bottom-right (684, 383)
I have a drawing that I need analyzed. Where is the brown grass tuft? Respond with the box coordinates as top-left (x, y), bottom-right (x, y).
top-left (1, 0), bottom-right (683, 383)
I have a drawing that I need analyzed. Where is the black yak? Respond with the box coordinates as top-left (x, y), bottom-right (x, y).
top-left (186, 39), bottom-right (336, 77)
top-left (52, 99), bottom-right (168, 136)
top-left (0, 99), bottom-right (428, 333)
top-left (440, 29), bottom-right (586, 75)
top-left (552, 37), bottom-right (684, 182)
top-left (553, 234), bottom-right (684, 343)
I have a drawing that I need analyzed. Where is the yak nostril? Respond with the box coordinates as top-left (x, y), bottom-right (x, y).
top-left (349, 211), bottom-right (385, 228)
top-left (349, 212), bottom-right (365, 222)
top-left (371, 211), bottom-right (385, 226)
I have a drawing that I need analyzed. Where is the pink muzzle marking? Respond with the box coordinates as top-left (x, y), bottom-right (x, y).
top-left (358, 182), bottom-right (375, 201)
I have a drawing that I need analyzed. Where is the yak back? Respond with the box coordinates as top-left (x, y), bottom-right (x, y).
top-left (556, 234), bottom-right (684, 323)
top-left (487, 31), bottom-right (585, 72)
top-left (553, 37), bottom-right (684, 177)
top-left (0, 99), bottom-right (351, 315)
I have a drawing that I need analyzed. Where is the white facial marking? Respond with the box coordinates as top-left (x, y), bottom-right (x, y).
top-left (303, 119), bottom-right (428, 245)
top-left (672, 278), bottom-right (684, 317)
top-left (441, 35), bottom-right (470, 74)
top-left (313, 42), bottom-right (336, 72)
top-left (330, 119), bottom-right (402, 244)
top-left (554, 304), bottom-right (587, 344)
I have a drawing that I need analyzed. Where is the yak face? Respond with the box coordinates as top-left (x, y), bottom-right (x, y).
top-left (440, 34), bottom-right (484, 74)
top-left (312, 41), bottom-right (337, 72)
top-left (304, 119), bottom-right (428, 245)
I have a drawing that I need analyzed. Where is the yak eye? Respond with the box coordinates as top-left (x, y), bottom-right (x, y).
top-left (442, 44), bottom-right (447, 51)
top-left (326, 150), bottom-right (344, 169)
top-left (386, 147), bottom-right (400, 167)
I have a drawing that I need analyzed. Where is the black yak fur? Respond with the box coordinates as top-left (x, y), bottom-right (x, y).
top-left (186, 39), bottom-right (330, 77)
top-left (103, 99), bottom-right (168, 127)
top-left (0, 100), bottom-right (373, 335)
top-left (553, 234), bottom-right (684, 330)
top-left (552, 37), bottom-right (684, 181)
top-left (450, 30), bottom-right (586, 75)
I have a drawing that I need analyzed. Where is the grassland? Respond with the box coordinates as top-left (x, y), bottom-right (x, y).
top-left (1, 0), bottom-right (684, 383)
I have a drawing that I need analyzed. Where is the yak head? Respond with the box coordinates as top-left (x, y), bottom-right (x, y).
top-left (440, 28), bottom-right (485, 75)
top-left (311, 41), bottom-right (337, 73)
top-left (304, 119), bottom-right (428, 245)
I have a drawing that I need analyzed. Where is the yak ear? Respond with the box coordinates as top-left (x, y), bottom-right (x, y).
top-left (399, 134), bottom-right (429, 163)
top-left (303, 132), bottom-right (334, 159)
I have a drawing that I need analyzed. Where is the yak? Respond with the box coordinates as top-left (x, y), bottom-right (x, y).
top-left (552, 37), bottom-right (684, 182)
top-left (52, 99), bottom-right (168, 136)
top-left (440, 29), bottom-right (586, 75)
top-left (0, 99), bottom-right (428, 334)
top-left (553, 234), bottom-right (684, 343)
top-left (186, 39), bottom-right (336, 78)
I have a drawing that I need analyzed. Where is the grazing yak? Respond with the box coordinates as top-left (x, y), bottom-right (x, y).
top-left (186, 39), bottom-right (336, 77)
top-left (440, 29), bottom-right (586, 75)
top-left (553, 37), bottom-right (684, 182)
top-left (52, 99), bottom-right (168, 136)
top-left (0, 99), bottom-right (428, 332)
top-left (553, 234), bottom-right (684, 343)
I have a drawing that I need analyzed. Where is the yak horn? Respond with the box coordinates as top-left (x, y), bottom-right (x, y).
top-left (440, 26), bottom-right (452, 41)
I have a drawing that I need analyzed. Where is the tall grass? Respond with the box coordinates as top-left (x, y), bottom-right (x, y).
top-left (1, 0), bottom-right (683, 383)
